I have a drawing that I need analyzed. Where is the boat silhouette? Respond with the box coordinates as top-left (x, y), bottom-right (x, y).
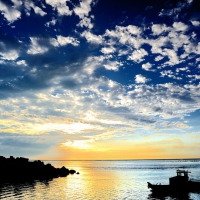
top-left (147, 169), bottom-right (200, 195)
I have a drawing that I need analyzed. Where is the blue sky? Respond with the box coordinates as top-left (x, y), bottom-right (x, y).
top-left (0, 0), bottom-right (200, 159)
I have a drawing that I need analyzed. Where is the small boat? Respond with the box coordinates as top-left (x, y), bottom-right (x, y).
top-left (147, 169), bottom-right (200, 194)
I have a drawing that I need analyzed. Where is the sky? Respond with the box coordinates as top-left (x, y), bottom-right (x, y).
top-left (0, 0), bottom-right (200, 160)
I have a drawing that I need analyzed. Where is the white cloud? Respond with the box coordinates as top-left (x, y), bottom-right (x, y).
top-left (151, 24), bottom-right (169, 35)
top-left (155, 55), bottom-right (164, 61)
top-left (162, 48), bottom-right (180, 65)
top-left (118, 49), bottom-right (129, 56)
top-left (187, 75), bottom-right (200, 80)
top-left (0, 0), bottom-right (21, 22)
top-left (151, 46), bottom-right (180, 66)
top-left (101, 47), bottom-right (116, 54)
top-left (191, 32), bottom-right (196, 40)
top-left (33, 6), bottom-right (46, 16)
top-left (123, 25), bottom-right (141, 35)
top-left (74, 0), bottom-right (93, 19)
top-left (168, 31), bottom-right (190, 51)
top-left (128, 49), bottom-right (148, 63)
top-left (62, 139), bottom-right (93, 149)
top-left (159, 8), bottom-right (179, 18)
top-left (82, 56), bottom-right (104, 74)
top-left (27, 37), bottom-right (48, 54)
top-left (58, 36), bottom-right (79, 46)
top-left (103, 61), bottom-right (123, 71)
top-left (173, 22), bottom-right (188, 32)
top-left (159, 0), bottom-right (193, 19)
top-left (37, 122), bottom-right (97, 134)
top-left (191, 20), bottom-right (200, 26)
top-left (105, 25), bottom-right (142, 48)
top-left (0, 50), bottom-right (19, 60)
top-left (81, 31), bottom-right (103, 44)
top-left (176, 67), bottom-right (189, 73)
top-left (50, 36), bottom-right (80, 47)
top-left (16, 60), bottom-right (27, 66)
top-left (147, 36), bottom-right (168, 54)
top-left (142, 62), bottom-right (153, 71)
top-left (45, 19), bottom-right (57, 27)
top-left (45, 0), bottom-right (72, 16)
top-left (183, 42), bottom-right (200, 55)
top-left (102, 21), bottom-right (191, 68)
top-left (77, 17), bottom-right (93, 29)
top-left (24, 0), bottom-right (46, 16)
top-left (162, 71), bottom-right (182, 80)
top-left (160, 70), bottom-right (174, 78)
top-left (135, 74), bottom-right (150, 83)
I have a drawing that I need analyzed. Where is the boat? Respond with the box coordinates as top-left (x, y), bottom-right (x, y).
top-left (147, 169), bottom-right (200, 194)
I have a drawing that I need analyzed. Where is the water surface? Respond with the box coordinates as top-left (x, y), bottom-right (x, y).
top-left (0, 159), bottom-right (200, 199)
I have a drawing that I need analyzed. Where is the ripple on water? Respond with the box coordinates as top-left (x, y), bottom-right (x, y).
top-left (1, 160), bottom-right (200, 199)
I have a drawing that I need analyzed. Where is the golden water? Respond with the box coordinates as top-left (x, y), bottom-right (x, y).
top-left (0, 160), bottom-right (200, 199)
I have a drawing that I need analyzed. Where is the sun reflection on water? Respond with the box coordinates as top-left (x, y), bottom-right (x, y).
top-left (1, 160), bottom-right (200, 199)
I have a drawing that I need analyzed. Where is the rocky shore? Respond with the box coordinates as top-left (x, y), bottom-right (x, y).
top-left (0, 156), bottom-right (78, 183)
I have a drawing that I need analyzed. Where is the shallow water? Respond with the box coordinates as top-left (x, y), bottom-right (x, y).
top-left (0, 159), bottom-right (200, 199)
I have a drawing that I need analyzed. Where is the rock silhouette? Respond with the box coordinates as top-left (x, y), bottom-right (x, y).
top-left (0, 156), bottom-right (78, 183)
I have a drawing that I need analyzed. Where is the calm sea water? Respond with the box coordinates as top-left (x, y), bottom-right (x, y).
top-left (0, 159), bottom-right (200, 200)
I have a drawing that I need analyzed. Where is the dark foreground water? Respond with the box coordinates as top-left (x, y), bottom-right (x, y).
top-left (0, 159), bottom-right (200, 200)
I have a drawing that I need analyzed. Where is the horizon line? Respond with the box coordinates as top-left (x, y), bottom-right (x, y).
top-left (37, 158), bottom-right (200, 161)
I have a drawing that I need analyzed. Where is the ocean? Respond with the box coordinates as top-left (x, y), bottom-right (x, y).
top-left (0, 159), bottom-right (200, 200)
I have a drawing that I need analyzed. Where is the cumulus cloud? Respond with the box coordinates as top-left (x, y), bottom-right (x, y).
top-left (103, 61), bottom-right (123, 71)
top-left (16, 60), bottom-right (27, 66)
top-left (172, 22), bottom-right (188, 32)
top-left (0, 50), bottom-right (19, 60)
top-left (176, 67), bottom-right (189, 73)
top-left (0, 30), bottom-right (21, 61)
top-left (158, 0), bottom-right (194, 20)
top-left (0, 0), bottom-right (21, 22)
top-left (155, 55), bottom-right (164, 61)
top-left (128, 49), bottom-right (148, 63)
top-left (135, 74), bottom-right (150, 83)
top-left (77, 17), bottom-right (93, 29)
top-left (45, 19), bottom-right (57, 27)
top-left (27, 37), bottom-right (49, 54)
top-left (24, 0), bottom-right (46, 16)
top-left (191, 20), bottom-right (200, 26)
top-left (160, 70), bottom-right (176, 79)
top-left (37, 122), bottom-right (99, 134)
top-left (101, 47), bottom-right (116, 54)
top-left (151, 24), bottom-right (169, 35)
top-left (187, 75), bottom-right (200, 81)
top-left (115, 25), bottom-right (141, 36)
top-left (81, 31), bottom-right (103, 44)
top-left (104, 25), bottom-right (142, 49)
top-left (51, 36), bottom-right (80, 47)
top-left (142, 62), bottom-right (153, 71)
top-left (45, 0), bottom-right (72, 16)
top-left (162, 48), bottom-right (180, 66)
top-left (183, 42), bottom-right (200, 56)
top-left (74, 0), bottom-right (93, 19)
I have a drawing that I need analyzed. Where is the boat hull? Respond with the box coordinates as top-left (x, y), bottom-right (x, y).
top-left (148, 181), bottom-right (200, 193)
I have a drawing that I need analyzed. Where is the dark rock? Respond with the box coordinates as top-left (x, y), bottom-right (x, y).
top-left (0, 155), bottom-right (77, 183)
top-left (59, 166), bottom-right (70, 177)
top-left (69, 169), bottom-right (76, 174)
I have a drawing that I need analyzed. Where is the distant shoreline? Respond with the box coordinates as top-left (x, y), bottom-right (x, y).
top-left (40, 158), bottom-right (200, 161)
